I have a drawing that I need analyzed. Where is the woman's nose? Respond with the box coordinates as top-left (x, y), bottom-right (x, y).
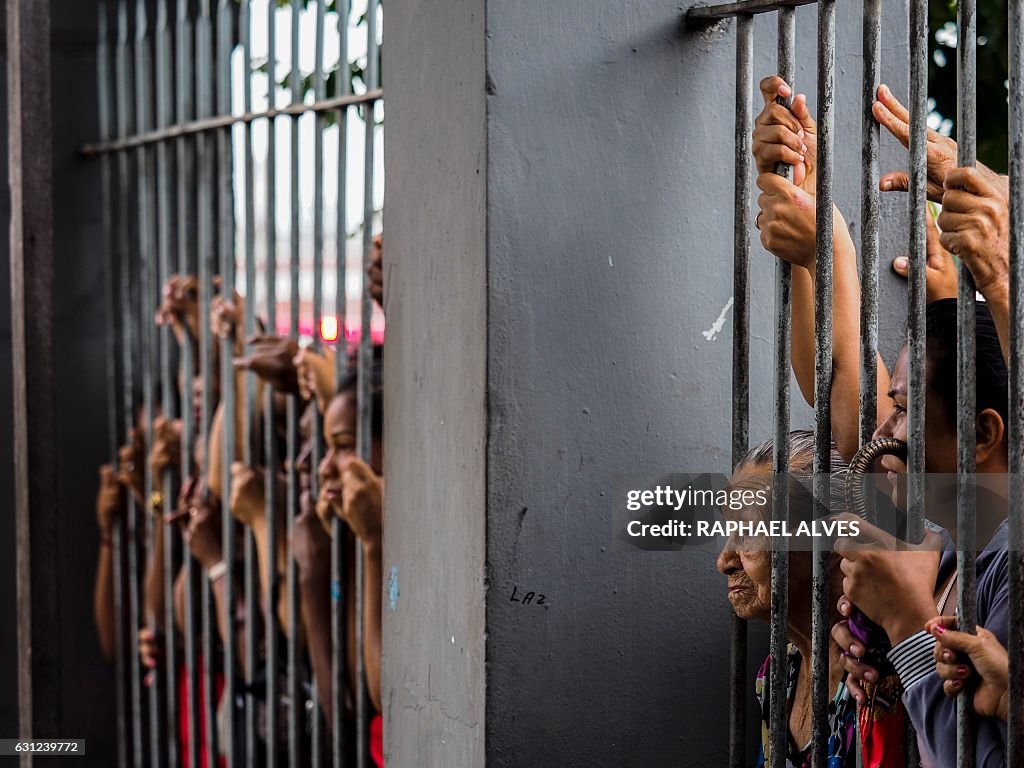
top-left (716, 543), bottom-right (739, 575)
top-left (318, 450), bottom-right (336, 482)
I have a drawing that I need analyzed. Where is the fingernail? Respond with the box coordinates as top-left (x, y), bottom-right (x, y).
top-left (864, 670), bottom-right (877, 683)
top-left (797, 128), bottom-right (804, 138)
top-left (943, 651), bottom-right (954, 663)
top-left (850, 643), bottom-right (864, 657)
top-left (934, 624), bottom-right (945, 635)
top-left (894, 257), bottom-right (908, 270)
top-left (951, 680), bottom-right (963, 690)
top-left (958, 666), bottom-right (969, 677)
top-left (880, 84), bottom-right (889, 96)
top-left (779, 83), bottom-right (792, 97)
top-left (882, 180), bottom-right (893, 191)
top-left (838, 599), bottom-right (849, 613)
top-left (801, 144), bottom-right (807, 153)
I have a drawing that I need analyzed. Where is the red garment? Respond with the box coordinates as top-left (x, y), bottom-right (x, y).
top-left (370, 714), bottom-right (383, 767)
top-left (177, 657), bottom-right (226, 768)
top-left (858, 671), bottom-right (907, 768)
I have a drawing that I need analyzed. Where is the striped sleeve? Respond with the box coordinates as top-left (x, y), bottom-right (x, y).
top-left (886, 630), bottom-right (937, 692)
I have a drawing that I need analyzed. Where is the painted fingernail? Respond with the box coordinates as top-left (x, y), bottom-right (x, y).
top-left (934, 624), bottom-right (945, 635)
top-left (951, 680), bottom-right (963, 690)
top-left (958, 666), bottom-right (969, 677)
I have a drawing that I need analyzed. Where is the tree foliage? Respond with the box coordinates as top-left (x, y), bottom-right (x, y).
top-left (929, 0), bottom-right (1008, 171)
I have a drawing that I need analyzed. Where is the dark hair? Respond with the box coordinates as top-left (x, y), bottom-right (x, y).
top-left (335, 345), bottom-right (383, 440)
top-left (924, 298), bottom-right (1008, 427)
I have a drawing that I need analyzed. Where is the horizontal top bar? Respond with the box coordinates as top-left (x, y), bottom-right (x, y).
top-left (687, 0), bottom-right (818, 22)
top-left (81, 89), bottom-right (383, 156)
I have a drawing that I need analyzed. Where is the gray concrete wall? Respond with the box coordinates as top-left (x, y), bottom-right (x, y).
top-left (388, 1), bottom-right (913, 765)
top-left (381, 0), bottom-right (488, 766)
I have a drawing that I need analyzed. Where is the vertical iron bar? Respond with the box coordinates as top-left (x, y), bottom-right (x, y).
top-left (240, 2), bottom-right (260, 764)
top-left (176, 2), bottom-right (202, 766)
top-left (136, 1), bottom-right (168, 764)
top-left (1008, 0), bottom-right (1024, 757)
top-left (769, 9), bottom-right (794, 768)
top-left (811, 2), bottom-right (835, 766)
top-left (265, 0), bottom-right (282, 763)
top-left (287, 2), bottom-right (305, 765)
top-left (728, 15), bottom-right (751, 768)
top-left (117, 3), bottom-right (146, 764)
top-left (860, 0), bottom-right (881, 454)
top-left (311, 1), bottom-right (327, 761)
top-left (98, 5), bottom-right (131, 766)
top-left (332, 5), bottom-right (352, 765)
top-left (956, 1), bottom-right (978, 765)
top-left (216, 1), bottom-right (238, 765)
top-left (906, 0), bottom-right (928, 542)
top-left (196, 0), bottom-right (220, 762)
top-left (155, 1), bottom-right (181, 765)
top-left (356, 2), bottom-right (380, 764)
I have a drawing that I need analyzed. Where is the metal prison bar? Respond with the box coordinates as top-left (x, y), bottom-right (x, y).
top-left (687, 0), bottom-right (1003, 766)
top-left (89, 1), bottom-right (383, 766)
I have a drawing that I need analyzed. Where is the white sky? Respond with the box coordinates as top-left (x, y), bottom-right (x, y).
top-left (229, 0), bottom-right (384, 341)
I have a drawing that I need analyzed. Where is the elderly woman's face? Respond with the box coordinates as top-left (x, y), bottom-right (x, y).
top-left (715, 466), bottom-right (774, 623)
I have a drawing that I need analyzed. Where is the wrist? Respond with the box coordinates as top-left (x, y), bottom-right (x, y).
top-left (976, 271), bottom-right (1009, 307)
top-left (998, 689), bottom-right (1010, 722)
top-left (883, 604), bottom-right (934, 645)
top-left (362, 535), bottom-right (382, 557)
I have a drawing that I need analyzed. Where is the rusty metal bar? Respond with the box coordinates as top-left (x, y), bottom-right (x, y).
top-left (686, 0), bottom-right (817, 23)
top-left (195, 0), bottom-right (220, 761)
top-left (811, 1), bottom-right (836, 766)
top-left (332, 5), bottom-right (353, 765)
top-left (286, 3), bottom-right (305, 765)
top-left (310, 2), bottom-right (328, 761)
top-left (175, 2), bottom-right (202, 766)
top-left (768, 8), bottom-right (794, 768)
top-left (82, 91), bottom-right (384, 156)
top-left (265, 0), bottom-right (282, 762)
top-left (116, 3), bottom-right (147, 764)
top-left (215, 0), bottom-right (239, 764)
top-left (1009, 0), bottom-right (1024, 758)
top-left (98, 5), bottom-right (131, 765)
top-left (728, 13), bottom-right (751, 768)
top-left (154, 1), bottom-right (181, 764)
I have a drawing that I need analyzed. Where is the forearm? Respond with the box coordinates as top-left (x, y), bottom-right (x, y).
top-left (94, 543), bottom-right (116, 662)
top-left (299, 565), bottom-right (334, 723)
top-left (979, 278), bottom-right (1010, 364)
top-left (144, 522), bottom-right (166, 629)
top-left (791, 266), bottom-right (817, 406)
top-left (826, 224), bottom-right (885, 462)
top-left (210, 573), bottom-right (231, 647)
top-left (362, 540), bottom-right (383, 712)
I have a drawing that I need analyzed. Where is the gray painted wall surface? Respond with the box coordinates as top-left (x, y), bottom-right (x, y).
top-left (386, 0), bottom-right (916, 765)
top-left (382, 1), bottom-right (488, 766)
top-left (484, 3), bottom-right (912, 765)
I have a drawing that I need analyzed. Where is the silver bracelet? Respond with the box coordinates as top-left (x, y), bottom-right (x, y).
top-left (207, 560), bottom-right (228, 583)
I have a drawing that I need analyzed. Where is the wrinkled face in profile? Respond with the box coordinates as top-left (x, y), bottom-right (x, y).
top-left (715, 467), bottom-right (773, 623)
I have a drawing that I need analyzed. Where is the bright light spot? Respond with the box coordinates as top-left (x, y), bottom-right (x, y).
top-left (321, 316), bottom-right (339, 342)
top-left (936, 21), bottom-right (957, 48)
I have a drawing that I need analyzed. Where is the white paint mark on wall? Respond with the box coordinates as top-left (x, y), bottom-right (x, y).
top-left (702, 297), bottom-right (734, 342)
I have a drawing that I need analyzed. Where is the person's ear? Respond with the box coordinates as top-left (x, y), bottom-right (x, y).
top-left (975, 408), bottom-right (1006, 469)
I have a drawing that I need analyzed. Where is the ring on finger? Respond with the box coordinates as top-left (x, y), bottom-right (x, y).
top-left (755, 211), bottom-right (763, 230)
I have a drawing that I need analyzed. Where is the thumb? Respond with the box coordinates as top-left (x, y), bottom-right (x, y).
top-left (790, 93), bottom-right (816, 135)
top-left (934, 627), bottom-right (984, 657)
top-left (892, 256), bottom-right (909, 278)
top-left (881, 171), bottom-right (910, 193)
